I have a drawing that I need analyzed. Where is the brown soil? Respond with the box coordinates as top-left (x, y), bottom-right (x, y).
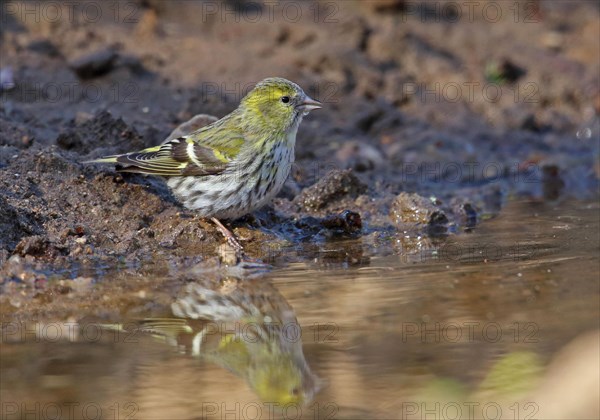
top-left (1, 0), bottom-right (598, 275)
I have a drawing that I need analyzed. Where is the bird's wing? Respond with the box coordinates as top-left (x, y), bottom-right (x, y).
top-left (88, 127), bottom-right (245, 177)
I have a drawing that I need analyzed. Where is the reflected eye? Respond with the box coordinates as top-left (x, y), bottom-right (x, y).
top-left (281, 96), bottom-right (290, 104)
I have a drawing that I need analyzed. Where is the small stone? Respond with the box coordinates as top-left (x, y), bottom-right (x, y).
top-left (542, 164), bottom-right (565, 201)
top-left (27, 39), bottom-right (61, 57)
top-left (15, 236), bottom-right (48, 257)
top-left (74, 112), bottom-right (93, 125)
top-left (321, 210), bottom-right (363, 238)
top-left (363, 0), bottom-right (407, 13)
top-left (294, 169), bottom-right (367, 212)
top-left (69, 49), bottom-right (118, 79)
top-left (541, 31), bottom-right (563, 51)
top-left (21, 136), bottom-right (33, 147)
top-left (335, 141), bottom-right (385, 172)
top-left (485, 59), bottom-right (526, 84)
top-left (390, 192), bottom-right (448, 234)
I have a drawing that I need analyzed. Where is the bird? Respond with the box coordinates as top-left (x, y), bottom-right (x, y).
top-left (87, 77), bottom-right (322, 253)
top-left (112, 278), bottom-right (321, 406)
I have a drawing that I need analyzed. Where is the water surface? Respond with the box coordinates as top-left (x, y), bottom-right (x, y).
top-left (1, 199), bottom-right (599, 419)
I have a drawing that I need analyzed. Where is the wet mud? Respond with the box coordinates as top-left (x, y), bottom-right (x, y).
top-left (1, 1), bottom-right (599, 313)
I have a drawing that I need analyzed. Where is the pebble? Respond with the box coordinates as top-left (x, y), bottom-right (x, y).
top-left (69, 49), bottom-right (118, 79)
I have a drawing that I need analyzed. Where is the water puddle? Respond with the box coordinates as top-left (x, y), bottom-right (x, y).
top-left (1, 199), bottom-right (599, 419)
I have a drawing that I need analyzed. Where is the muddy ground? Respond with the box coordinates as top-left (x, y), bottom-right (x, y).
top-left (1, 0), bottom-right (599, 280)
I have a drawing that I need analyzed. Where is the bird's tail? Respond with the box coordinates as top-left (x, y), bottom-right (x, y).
top-left (82, 145), bottom-right (192, 176)
top-left (82, 156), bottom-right (120, 164)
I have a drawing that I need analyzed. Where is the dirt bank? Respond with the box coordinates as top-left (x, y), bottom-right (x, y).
top-left (1, 0), bottom-right (598, 275)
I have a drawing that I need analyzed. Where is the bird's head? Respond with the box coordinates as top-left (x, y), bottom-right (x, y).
top-left (249, 352), bottom-right (320, 407)
top-left (239, 77), bottom-right (321, 133)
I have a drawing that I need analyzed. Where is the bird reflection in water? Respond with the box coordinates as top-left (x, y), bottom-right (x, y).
top-left (131, 277), bottom-right (321, 406)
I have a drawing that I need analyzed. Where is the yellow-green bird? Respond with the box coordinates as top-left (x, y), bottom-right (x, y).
top-left (88, 77), bottom-right (321, 250)
top-left (130, 280), bottom-right (321, 406)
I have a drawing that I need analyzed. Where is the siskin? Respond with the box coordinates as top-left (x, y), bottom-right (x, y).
top-left (132, 279), bottom-right (321, 406)
top-left (87, 78), bottom-right (321, 251)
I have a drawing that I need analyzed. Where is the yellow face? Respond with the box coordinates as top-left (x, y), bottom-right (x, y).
top-left (241, 78), bottom-right (321, 132)
top-left (250, 356), bottom-right (305, 405)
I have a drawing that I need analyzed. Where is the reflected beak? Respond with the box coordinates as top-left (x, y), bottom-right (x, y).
top-left (298, 96), bottom-right (322, 113)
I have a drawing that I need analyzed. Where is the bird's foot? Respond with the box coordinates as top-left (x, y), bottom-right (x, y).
top-left (211, 217), bottom-right (245, 258)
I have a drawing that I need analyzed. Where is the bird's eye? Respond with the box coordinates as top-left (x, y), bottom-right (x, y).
top-left (281, 96), bottom-right (290, 104)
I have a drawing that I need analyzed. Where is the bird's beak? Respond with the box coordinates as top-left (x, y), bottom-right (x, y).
top-left (298, 96), bottom-right (322, 113)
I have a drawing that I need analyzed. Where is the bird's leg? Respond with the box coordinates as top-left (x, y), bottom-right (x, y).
top-left (211, 217), bottom-right (245, 255)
